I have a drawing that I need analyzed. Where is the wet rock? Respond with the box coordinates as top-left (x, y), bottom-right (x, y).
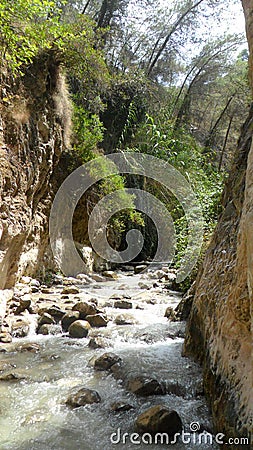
top-left (164, 307), bottom-right (176, 320)
top-left (88, 337), bottom-right (108, 349)
top-left (11, 319), bottom-right (29, 338)
top-left (138, 282), bottom-right (150, 289)
top-left (114, 300), bottom-right (132, 310)
top-left (61, 287), bottom-right (80, 295)
top-left (30, 279), bottom-right (40, 288)
top-left (61, 311), bottom-right (80, 332)
top-left (68, 320), bottom-right (90, 338)
top-left (85, 314), bottom-right (108, 328)
top-left (72, 301), bottom-right (97, 318)
top-left (37, 324), bottom-right (62, 335)
top-left (0, 372), bottom-right (26, 381)
top-left (0, 361), bottom-right (16, 371)
top-left (91, 274), bottom-right (106, 282)
top-left (14, 298), bottom-right (31, 315)
top-left (110, 293), bottom-right (122, 300)
top-left (41, 288), bottom-right (54, 294)
top-left (165, 381), bottom-right (187, 397)
top-left (134, 265), bottom-right (147, 274)
top-left (103, 271), bottom-right (118, 279)
top-left (127, 376), bottom-right (165, 396)
top-left (46, 306), bottom-right (66, 320)
top-left (115, 314), bottom-right (135, 325)
top-left (38, 313), bottom-right (55, 327)
top-left (66, 387), bottom-right (101, 407)
top-left (110, 402), bottom-right (134, 412)
top-left (94, 352), bottom-right (122, 371)
top-left (18, 343), bottom-right (41, 353)
top-left (0, 332), bottom-right (12, 343)
top-left (135, 405), bottom-right (182, 436)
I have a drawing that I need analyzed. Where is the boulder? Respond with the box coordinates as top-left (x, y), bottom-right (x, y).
top-left (134, 265), bottom-right (147, 274)
top-left (37, 324), bottom-right (62, 335)
top-left (38, 313), bottom-right (55, 327)
top-left (66, 387), bottom-right (101, 407)
top-left (14, 298), bottom-right (31, 315)
top-left (0, 332), bottom-right (12, 343)
top-left (11, 319), bottom-right (29, 338)
top-left (88, 337), bottom-right (108, 349)
top-left (115, 314), bottom-right (134, 325)
top-left (103, 271), bottom-right (118, 279)
top-left (127, 376), bottom-right (165, 396)
top-left (61, 287), bottom-right (80, 295)
top-left (68, 320), bottom-right (90, 338)
top-left (18, 343), bottom-right (40, 353)
top-left (94, 352), bottom-right (122, 371)
top-left (85, 314), bottom-right (108, 328)
top-left (110, 402), bottom-right (134, 412)
top-left (164, 307), bottom-right (176, 320)
top-left (46, 306), bottom-right (66, 320)
top-left (135, 405), bottom-right (182, 437)
top-left (72, 301), bottom-right (97, 318)
top-left (114, 300), bottom-right (132, 310)
top-left (61, 311), bottom-right (80, 332)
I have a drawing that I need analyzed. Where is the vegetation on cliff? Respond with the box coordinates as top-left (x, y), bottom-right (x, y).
top-left (0, 0), bottom-right (250, 288)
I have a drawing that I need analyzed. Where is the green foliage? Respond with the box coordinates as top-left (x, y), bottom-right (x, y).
top-left (127, 111), bottom-right (223, 279)
top-left (72, 104), bottom-right (105, 161)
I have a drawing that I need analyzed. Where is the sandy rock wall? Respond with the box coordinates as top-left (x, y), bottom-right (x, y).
top-left (0, 53), bottom-right (71, 289)
top-left (184, 2), bottom-right (253, 446)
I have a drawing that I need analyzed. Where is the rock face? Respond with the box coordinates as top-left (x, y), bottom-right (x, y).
top-left (0, 51), bottom-right (71, 289)
top-left (184, 4), bottom-right (253, 443)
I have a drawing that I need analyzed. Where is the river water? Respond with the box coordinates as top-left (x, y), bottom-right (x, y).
top-left (0, 272), bottom-right (218, 450)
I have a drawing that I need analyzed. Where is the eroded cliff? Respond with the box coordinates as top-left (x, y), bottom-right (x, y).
top-left (0, 52), bottom-right (71, 289)
top-left (184, 1), bottom-right (253, 446)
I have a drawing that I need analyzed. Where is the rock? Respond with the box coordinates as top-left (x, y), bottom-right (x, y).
top-left (72, 301), bottom-right (97, 318)
top-left (134, 265), bottom-right (147, 274)
top-left (85, 314), bottom-right (108, 328)
top-left (0, 290), bottom-right (13, 331)
top-left (41, 288), bottom-right (54, 294)
top-left (14, 298), bottom-right (31, 315)
top-left (135, 405), bottom-right (182, 437)
top-left (37, 324), bottom-right (62, 335)
top-left (46, 306), bottom-right (66, 320)
top-left (21, 276), bottom-right (31, 284)
top-left (68, 320), bottom-right (90, 338)
top-left (88, 337), bottom-right (108, 349)
top-left (114, 300), bottom-right (132, 310)
top-left (0, 372), bottom-right (26, 381)
top-left (110, 402), bottom-right (134, 412)
top-left (0, 332), bottom-right (12, 343)
top-left (103, 271), bottom-right (118, 279)
top-left (115, 314), bottom-right (135, 325)
top-left (30, 279), bottom-right (40, 287)
top-left (94, 352), bottom-right (122, 371)
top-left (0, 361), bottom-right (16, 372)
top-left (61, 311), bottom-right (80, 332)
top-left (11, 319), bottom-right (29, 338)
top-left (164, 307), bottom-right (176, 320)
top-left (127, 376), bottom-right (165, 396)
top-left (90, 274), bottom-right (106, 282)
top-left (18, 343), bottom-right (40, 353)
top-left (61, 287), bottom-right (80, 295)
top-left (38, 313), bottom-right (55, 327)
top-left (165, 381), bottom-right (186, 397)
top-left (138, 282), bottom-right (150, 289)
top-left (66, 387), bottom-right (101, 408)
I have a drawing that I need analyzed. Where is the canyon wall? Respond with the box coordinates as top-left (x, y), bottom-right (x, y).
top-left (0, 52), bottom-right (71, 289)
top-left (184, 1), bottom-right (253, 447)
